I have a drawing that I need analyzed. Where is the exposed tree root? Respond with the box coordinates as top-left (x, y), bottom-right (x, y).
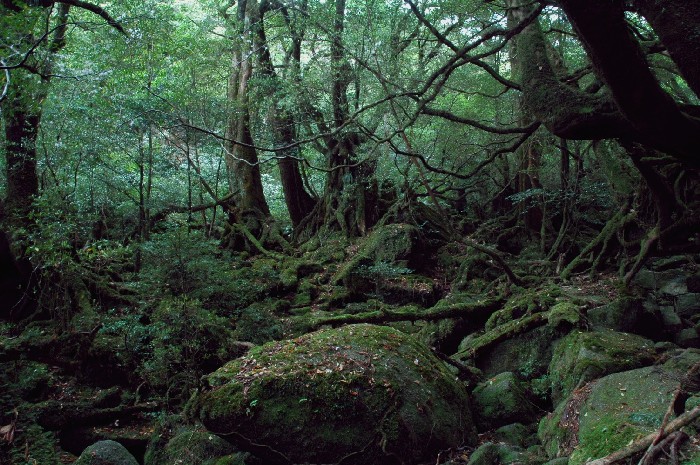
top-left (31, 400), bottom-right (158, 431)
top-left (460, 237), bottom-right (524, 286)
top-left (561, 199), bottom-right (636, 281)
top-left (453, 311), bottom-right (550, 361)
top-left (297, 294), bottom-right (506, 332)
top-left (583, 405), bottom-right (700, 465)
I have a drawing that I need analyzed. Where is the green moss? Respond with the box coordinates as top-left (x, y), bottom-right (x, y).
top-left (187, 324), bottom-right (476, 464)
top-left (538, 401), bottom-right (572, 459)
top-left (332, 224), bottom-right (417, 285)
top-left (549, 330), bottom-right (655, 404)
top-left (569, 416), bottom-right (640, 465)
top-left (485, 284), bottom-right (561, 331)
top-left (547, 302), bottom-right (581, 328)
top-left (149, 429), bottom-right (237, 465)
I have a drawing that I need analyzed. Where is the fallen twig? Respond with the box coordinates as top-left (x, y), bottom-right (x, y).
top-left (584, 405), bottom-right (700, 465)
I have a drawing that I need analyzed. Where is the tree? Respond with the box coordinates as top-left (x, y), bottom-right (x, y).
top-left (1, 1), bottom-right (124, 228)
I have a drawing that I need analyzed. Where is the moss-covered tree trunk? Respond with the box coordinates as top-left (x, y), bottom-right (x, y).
top-left (1, 5), bottom-right (68, 228)
top-left (221, 0), bottom-right (273, 251)
top-left (296, 0), bottom-right (377, 239)
top-left (254, 0), bottom-right (317, 228)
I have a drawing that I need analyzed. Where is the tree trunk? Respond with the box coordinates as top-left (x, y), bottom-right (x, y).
top-left (255, 0), bottom-right (316, 228)
top-left (3, 84), bottom-right (41, 224)
top-left (1, 5), bottom-right (69, 228)
top-left (632, 0), bottom-right (700, 98)
top-left (296, 0), bottom-right (377, 239)
top-left (223, 0), bottom-right (271, 226)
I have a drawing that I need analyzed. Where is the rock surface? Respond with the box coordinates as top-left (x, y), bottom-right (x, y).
top-left (539, 349), bottom-right (700, 465)
top-left (74, 440), bottom-right (139, 465)
top-left (548, 329), bottom-right (656, 405)
top-left (187, 324), bottom-right (476, 465)
top-left (472, 372), bottom-right (540, 431)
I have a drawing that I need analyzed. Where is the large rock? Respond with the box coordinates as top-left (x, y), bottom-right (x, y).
top-left (539, 349), bottom-right (700, 465)
top-left (548, 330), bottom-right (656, 405)
top-left (472, 372), bottom-right (540, 431)
top-left (145, 427), bottom-right (244, 465)
top-left (187, 324), bottom-right (477, 465)
top-left (74, 440), bottom-right (139, 465)
top-left (469, 325), bottom-right (568, 379)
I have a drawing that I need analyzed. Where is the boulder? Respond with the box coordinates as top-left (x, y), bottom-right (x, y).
top-left (539, 349), bottom-right (700, 465)
top-left (675, 328), bottom-right (700, 348)
top-left (469, 325), bottom-right (567, 379)
top-left (493, 423), bottom-right (536, 449)
top-left (472, 372), bottom-right (540, 431)
top-left (74, 440), bottom-right (139, 465)
top-left (588, 297), bottom-right (665, 339)
top-left (676, 293), bottom-right (700, 318)
top-left (187, 324), bottom-right (476, 465)
top-left (465, 442), bottom-right (524, 465)
top-left (548, 330), bottom-right (656, 405)
top-left (145, 428), bottom-right (243, 465)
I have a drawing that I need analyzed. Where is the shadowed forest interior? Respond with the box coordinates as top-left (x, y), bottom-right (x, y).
top-left (1, 1), bottom-right (700, 464)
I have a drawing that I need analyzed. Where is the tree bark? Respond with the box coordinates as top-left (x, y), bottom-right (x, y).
top-left (255, 0), bottom-right (316, 228)
top-left (223, 0), bottom-right (271, 221)
top-left (507, 0), bottom-right (700, 168)
top-left (1, 5), bottom-right (69, 227)
top-left (556, 0), bottom-right (700, 166)
top-left (632, 0), bottom-right (700, 97)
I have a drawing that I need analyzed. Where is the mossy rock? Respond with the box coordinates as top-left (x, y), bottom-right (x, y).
top-left (145, 428), bottom-right (242, 465)
top-left (472, 372), bottom-right (540, 431)
top-left (466, 442), bottom-right (520, 465)
top-left (493, 423), bottom-right (537, 449)
top-left (74, 440), bottom-right (139, 465)
top-left (587, 297), bottom-right (662, 338)
top-left (186, 324), bottom-right (477, 465)
top-left (539, 349), bottom-right (700, 464)
top-left (549, 329), bottom-right (656, 405)
top-left (466, 324), bottom-right (568, 379)
top-left (332, 224), bottom-right (419, 286)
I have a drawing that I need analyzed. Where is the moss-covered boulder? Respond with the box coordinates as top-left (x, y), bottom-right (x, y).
top-left (472, 372), bottom-right (540, 431)
top-left (465, 442), bottom-right (525, 465)
top-left (539, 349), bottom-right (700, 465)
top-left (187, 324), bottom-right (477, 465)
top-left (145, 428), bottom-right (243, 465)
top-left (74, 440), bottom-right (139, 465)
top-left (548, 330), bottom-right (656, 405)
top-left (463, 324), bottom-right (568, 379)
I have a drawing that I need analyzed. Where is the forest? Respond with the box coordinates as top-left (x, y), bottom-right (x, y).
top-left (1, 0), bottom-right (699, 464)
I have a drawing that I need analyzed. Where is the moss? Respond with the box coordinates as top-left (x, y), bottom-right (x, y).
top-left (472, 372), bottom-right (540, 431)
top-left (74, 440), bottom-right (138, 465)
top-left (548, 330), bottom-right (655, 404)
top-left (332, 224), bottom-right (417, 285)
top-left (187, 324), bottom-right (476, 465)
top-left (485, 284), bottom-right (561, 331)
top-left (547, 302), bottom-right (581, 328)
top-left (538, 401), bottom-right (572, 459)
top-left (211, 454), bottom-right (249, 465)
top-left (148, 429), bottom-right (237, 465)
top-left (543, 353), bottom-right (700, 465)
top-left (568, 416), bottom-right (641, 465)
